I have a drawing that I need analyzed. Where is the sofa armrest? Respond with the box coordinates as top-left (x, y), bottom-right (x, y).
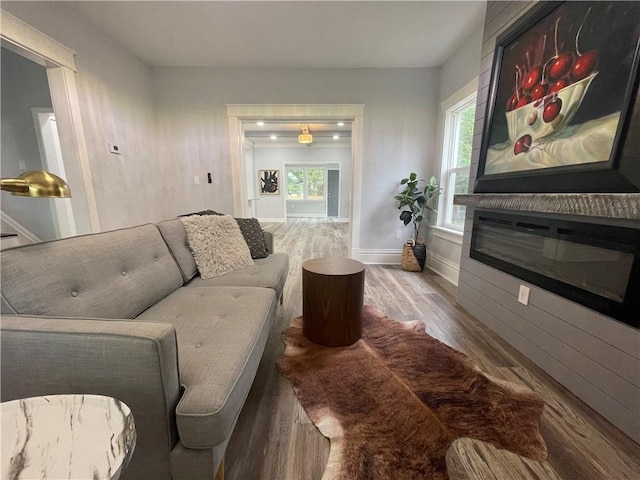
top-left (1, 315), bottom-right (182, 480)
top-left (263, 230), bottom-right (274, 253)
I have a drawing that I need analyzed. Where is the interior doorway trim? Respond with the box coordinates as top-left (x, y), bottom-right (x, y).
top-left (227, 104), bottom-right (364, 258)
top-left (31, 108), bottom-right (77, 238)
top-left (1, 9), bottom-right (100, 234)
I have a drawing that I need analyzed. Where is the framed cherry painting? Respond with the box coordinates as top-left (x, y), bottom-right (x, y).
top-left (475, 1), bottom-right (640, 193)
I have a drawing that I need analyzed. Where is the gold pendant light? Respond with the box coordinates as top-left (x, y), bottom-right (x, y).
top-left (298, 125), bottom-right (313, 145)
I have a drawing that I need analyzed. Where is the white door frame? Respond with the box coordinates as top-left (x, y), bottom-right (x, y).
top-left (227, 104), bottom-right (364, 258)
top-left (31, 108), bottom-right (77, 238)
top-left (1, 9), bottom-right (100, 234)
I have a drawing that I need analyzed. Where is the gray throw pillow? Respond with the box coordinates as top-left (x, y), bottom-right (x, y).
top-left (179, 209), bottom-right (224, 217)
top-left (235, 218), bottom-right (269, 258)
top-left (180, 215), bottom-right (253, 278)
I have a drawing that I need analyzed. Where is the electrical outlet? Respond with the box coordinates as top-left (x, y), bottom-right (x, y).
top-left (108, 143), bottom-right (121, 155)
top-left (395, 230), bottom-right (401, 239)
top-left (518, 285), bottom-right (530, 305)
top-left (193, 176), bottom-right (200, 185)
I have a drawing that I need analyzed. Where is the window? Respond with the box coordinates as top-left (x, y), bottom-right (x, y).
top-left (439, 92), bottom-right (476, 231)
top-left (287, 169), bottom-right (304, 199)
top-left (286, 167), bottom-right (325, 200)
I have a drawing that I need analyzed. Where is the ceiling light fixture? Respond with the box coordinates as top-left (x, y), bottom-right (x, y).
top-left (333, 135), bottom-right (340, 140)
top-left (270, 134), bottom-right (277, 140)
top-left (298, 125), bottom-right (313, 144)
top-left (337, 122), bottom-right (345, 127)
top-left (256, 121), bottom-right (264, 126)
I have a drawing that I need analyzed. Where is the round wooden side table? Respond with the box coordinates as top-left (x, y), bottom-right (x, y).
top-left (302, 257), bottom-right (365, 347)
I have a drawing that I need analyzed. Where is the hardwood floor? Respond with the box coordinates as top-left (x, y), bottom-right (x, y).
top-left (224, 218), bottom-right (640, 480)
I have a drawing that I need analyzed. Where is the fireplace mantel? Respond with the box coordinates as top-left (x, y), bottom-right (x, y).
top-left (454, 194), bottom-right (640, 221)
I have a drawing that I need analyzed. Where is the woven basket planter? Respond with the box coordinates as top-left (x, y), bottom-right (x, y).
top-left (401, 239), bottom-right (426, 272)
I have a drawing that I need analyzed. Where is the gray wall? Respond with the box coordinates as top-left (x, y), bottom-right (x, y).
top-left (438, 24), bottom-right (484, 104)
top-left (1, 48), bottom-right (56, 240)
top-left (457, 1), bottom-right (640, 442)
top-left (152, 66), bottom-right (440, 250)
top-left (427, 24), bottom-right (483, 285)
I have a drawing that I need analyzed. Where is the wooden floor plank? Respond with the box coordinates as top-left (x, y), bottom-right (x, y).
top-left (224, 219), bottom-right (640, 480)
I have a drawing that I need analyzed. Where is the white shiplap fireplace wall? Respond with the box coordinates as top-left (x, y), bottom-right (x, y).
top-left (456, 1), bottom-right (640, 443)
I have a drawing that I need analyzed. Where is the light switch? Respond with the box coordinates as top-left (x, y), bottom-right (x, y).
top-left (193, 176), bottom-right (200, 185)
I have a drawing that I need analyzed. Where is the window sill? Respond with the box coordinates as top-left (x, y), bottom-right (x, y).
top-left (431, 226), bottom-right (463, 245)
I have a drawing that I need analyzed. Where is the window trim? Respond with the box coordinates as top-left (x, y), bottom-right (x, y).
top-left (438, 83), bottom-right (477, 232)
top-left (432, 225), bottom-right (464, 244)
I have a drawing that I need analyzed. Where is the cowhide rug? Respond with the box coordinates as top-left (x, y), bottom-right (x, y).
top-left (276, 305), bottom-right (547, 480)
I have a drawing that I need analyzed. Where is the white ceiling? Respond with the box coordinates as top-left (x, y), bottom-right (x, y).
top-left (68, 1), bottom-right (485, 146)
top-left (71, 0), bottom-right (486, 68)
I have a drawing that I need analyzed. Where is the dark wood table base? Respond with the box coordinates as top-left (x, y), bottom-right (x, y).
top-left (302, 257), bottom-right (365, 347)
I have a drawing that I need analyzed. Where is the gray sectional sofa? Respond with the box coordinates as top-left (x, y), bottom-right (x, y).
top-left (0, 217), bottom-right (289, 480)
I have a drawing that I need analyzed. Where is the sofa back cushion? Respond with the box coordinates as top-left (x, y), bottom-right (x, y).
top-left (1, 224), bottom-right (184, 319)
top-left (156, 219), bottom-right (198, 282)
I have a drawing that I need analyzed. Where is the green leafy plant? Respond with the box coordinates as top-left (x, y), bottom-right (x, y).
top-left (394, 173), bottom-right (441, 243)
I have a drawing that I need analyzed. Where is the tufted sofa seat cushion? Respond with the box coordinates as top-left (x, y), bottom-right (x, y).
top-left (186, 253), bottom-right (288, 300)
top-left (156, 218), bottom-right (286, 299)
top-left (1, 224), bottom-right (183, 318)
top-left (136, 285), bottom-right (277, 449)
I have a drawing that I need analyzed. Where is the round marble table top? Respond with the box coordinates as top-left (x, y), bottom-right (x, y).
top-left (1, 394), bottom-right (136, 480)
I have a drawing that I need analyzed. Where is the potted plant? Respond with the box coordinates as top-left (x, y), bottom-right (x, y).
top-left (394, 173), bottom-right (441, 271)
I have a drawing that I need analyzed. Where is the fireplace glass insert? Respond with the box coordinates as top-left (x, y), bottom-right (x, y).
top-left (470, 211), bottom-right (640, 328)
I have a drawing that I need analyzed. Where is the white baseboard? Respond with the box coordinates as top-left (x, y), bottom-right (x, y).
top-left (352, 248), bottom-right (460, 286)
top-left (352, 248), bottom-right (402, 265)
top-left (427, 251), bottom-right (460, 286)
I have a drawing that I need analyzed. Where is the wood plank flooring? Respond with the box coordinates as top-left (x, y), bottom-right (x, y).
top-left (224, 218), bottom-right (640, 480)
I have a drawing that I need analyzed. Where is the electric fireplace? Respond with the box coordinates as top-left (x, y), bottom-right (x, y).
top-left (470, 210), bottom-right (640, 328)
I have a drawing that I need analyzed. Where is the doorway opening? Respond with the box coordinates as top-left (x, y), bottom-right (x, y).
top-left (227, 104), bottom-right (364, 258)
top-left (32, 109), bottom-right (77, 238)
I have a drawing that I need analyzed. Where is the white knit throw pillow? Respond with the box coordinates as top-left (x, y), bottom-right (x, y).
top-left (181, 214), bottom-right (254, 278)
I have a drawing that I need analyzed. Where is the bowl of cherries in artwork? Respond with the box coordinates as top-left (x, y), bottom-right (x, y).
top-left (504, 18), bottom-right (599, 155)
